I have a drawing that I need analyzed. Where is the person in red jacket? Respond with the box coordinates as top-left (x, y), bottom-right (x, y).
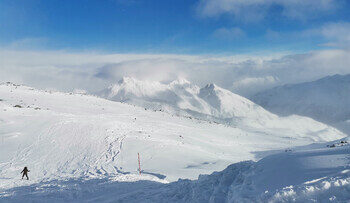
top-left (21, 167), bottom-right (30, 180)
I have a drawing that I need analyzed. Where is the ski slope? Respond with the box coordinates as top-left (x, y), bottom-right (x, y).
top-left (2, 139), bottom-right (349, 202)
top-left (0, 82), bottom-right (347, 202)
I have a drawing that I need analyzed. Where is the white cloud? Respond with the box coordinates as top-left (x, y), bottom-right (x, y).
top-left (5, 37), bottom-right (49, 49)
top-left (232, 76), bottom-right (278, 95)
top-left (263, 22), bottom-right (350, 48)
top-left (213, 27), bottom-right (246, 40)
top-left (1, 49), bottom-right (350, 96)
top-left (197, 0), bottom-right (337, 21)
top-left (321, 22), bottom-right (350, 39)
top-left (317, 22), bottom-right (350, 47)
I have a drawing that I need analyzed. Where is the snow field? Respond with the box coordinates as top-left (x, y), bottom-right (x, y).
top-left (0, 82), bottom-right (348, 202)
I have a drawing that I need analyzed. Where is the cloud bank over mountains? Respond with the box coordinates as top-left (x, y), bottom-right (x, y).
top-left (1, 49), bottom-right (350, 96)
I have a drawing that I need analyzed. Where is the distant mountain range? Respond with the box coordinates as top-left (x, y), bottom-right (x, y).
top-left (252, 74), bottom-right (350, 134)
top-left (96, 76), bottom-right (346, 140)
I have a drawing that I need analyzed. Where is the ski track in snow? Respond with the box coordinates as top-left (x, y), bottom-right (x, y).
top-left (1, 145), bottom-right (349, 202)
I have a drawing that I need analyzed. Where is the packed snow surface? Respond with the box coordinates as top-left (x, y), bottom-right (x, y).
top-left (0, 82), bottom-right (347, 202)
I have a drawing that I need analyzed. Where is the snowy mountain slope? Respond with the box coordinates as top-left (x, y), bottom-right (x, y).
top-left (98, 77), bottom-right (212, 116)
top-left (0, 82), bottom-right (346, 202)
top-left (98, 77), bottom-right (344, 133)
top-left (252, 74), bottom-right (350, 135)
top-left (198, 83), bottom-right (270, 119)
top-left (98, 77), bottom-right (273, 120)
top-left (2, 138), bottom-right (349, 202)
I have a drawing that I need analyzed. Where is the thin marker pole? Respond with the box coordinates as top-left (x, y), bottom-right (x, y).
top-left (138, 153), bottom-right (141, 174)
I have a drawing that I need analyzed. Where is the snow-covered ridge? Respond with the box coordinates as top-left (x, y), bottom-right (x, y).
top-left (98, 77), bottom-right (280, 123)
top-left (98, 77), bottom-right (210, 115)
top-left (198, 82), bottom-right (267, 119)
top-left (252, 74), bottom-right (350, 134)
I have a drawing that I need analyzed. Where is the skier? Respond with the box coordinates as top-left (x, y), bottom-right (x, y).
top-left (21, 167), bottom-right (30, 180)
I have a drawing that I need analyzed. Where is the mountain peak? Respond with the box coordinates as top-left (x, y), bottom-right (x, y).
top-left (170, 77), bottom-right (191, 86)
top-left (203, 83), bottom-right (217, 90)
top-left (118, 76), bottom-right (137, 85)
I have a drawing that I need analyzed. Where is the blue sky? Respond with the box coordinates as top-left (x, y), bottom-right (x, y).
top-left (0, 0), bottom-right (350, 54)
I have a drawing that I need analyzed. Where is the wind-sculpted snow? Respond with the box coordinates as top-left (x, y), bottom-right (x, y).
top-left (0, 82), bottom-right (347, 202)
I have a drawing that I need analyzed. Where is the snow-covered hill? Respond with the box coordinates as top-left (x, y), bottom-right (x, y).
top-left (0, 82), bottom-right (347, 202)
top-left (252, 74), bottom-right (350, 134)
top-left (98, 77), bottom-right (272, 120)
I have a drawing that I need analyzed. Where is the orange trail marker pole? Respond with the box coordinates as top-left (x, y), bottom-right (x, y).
top-left (138, 153), bottom-right (141, 174)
